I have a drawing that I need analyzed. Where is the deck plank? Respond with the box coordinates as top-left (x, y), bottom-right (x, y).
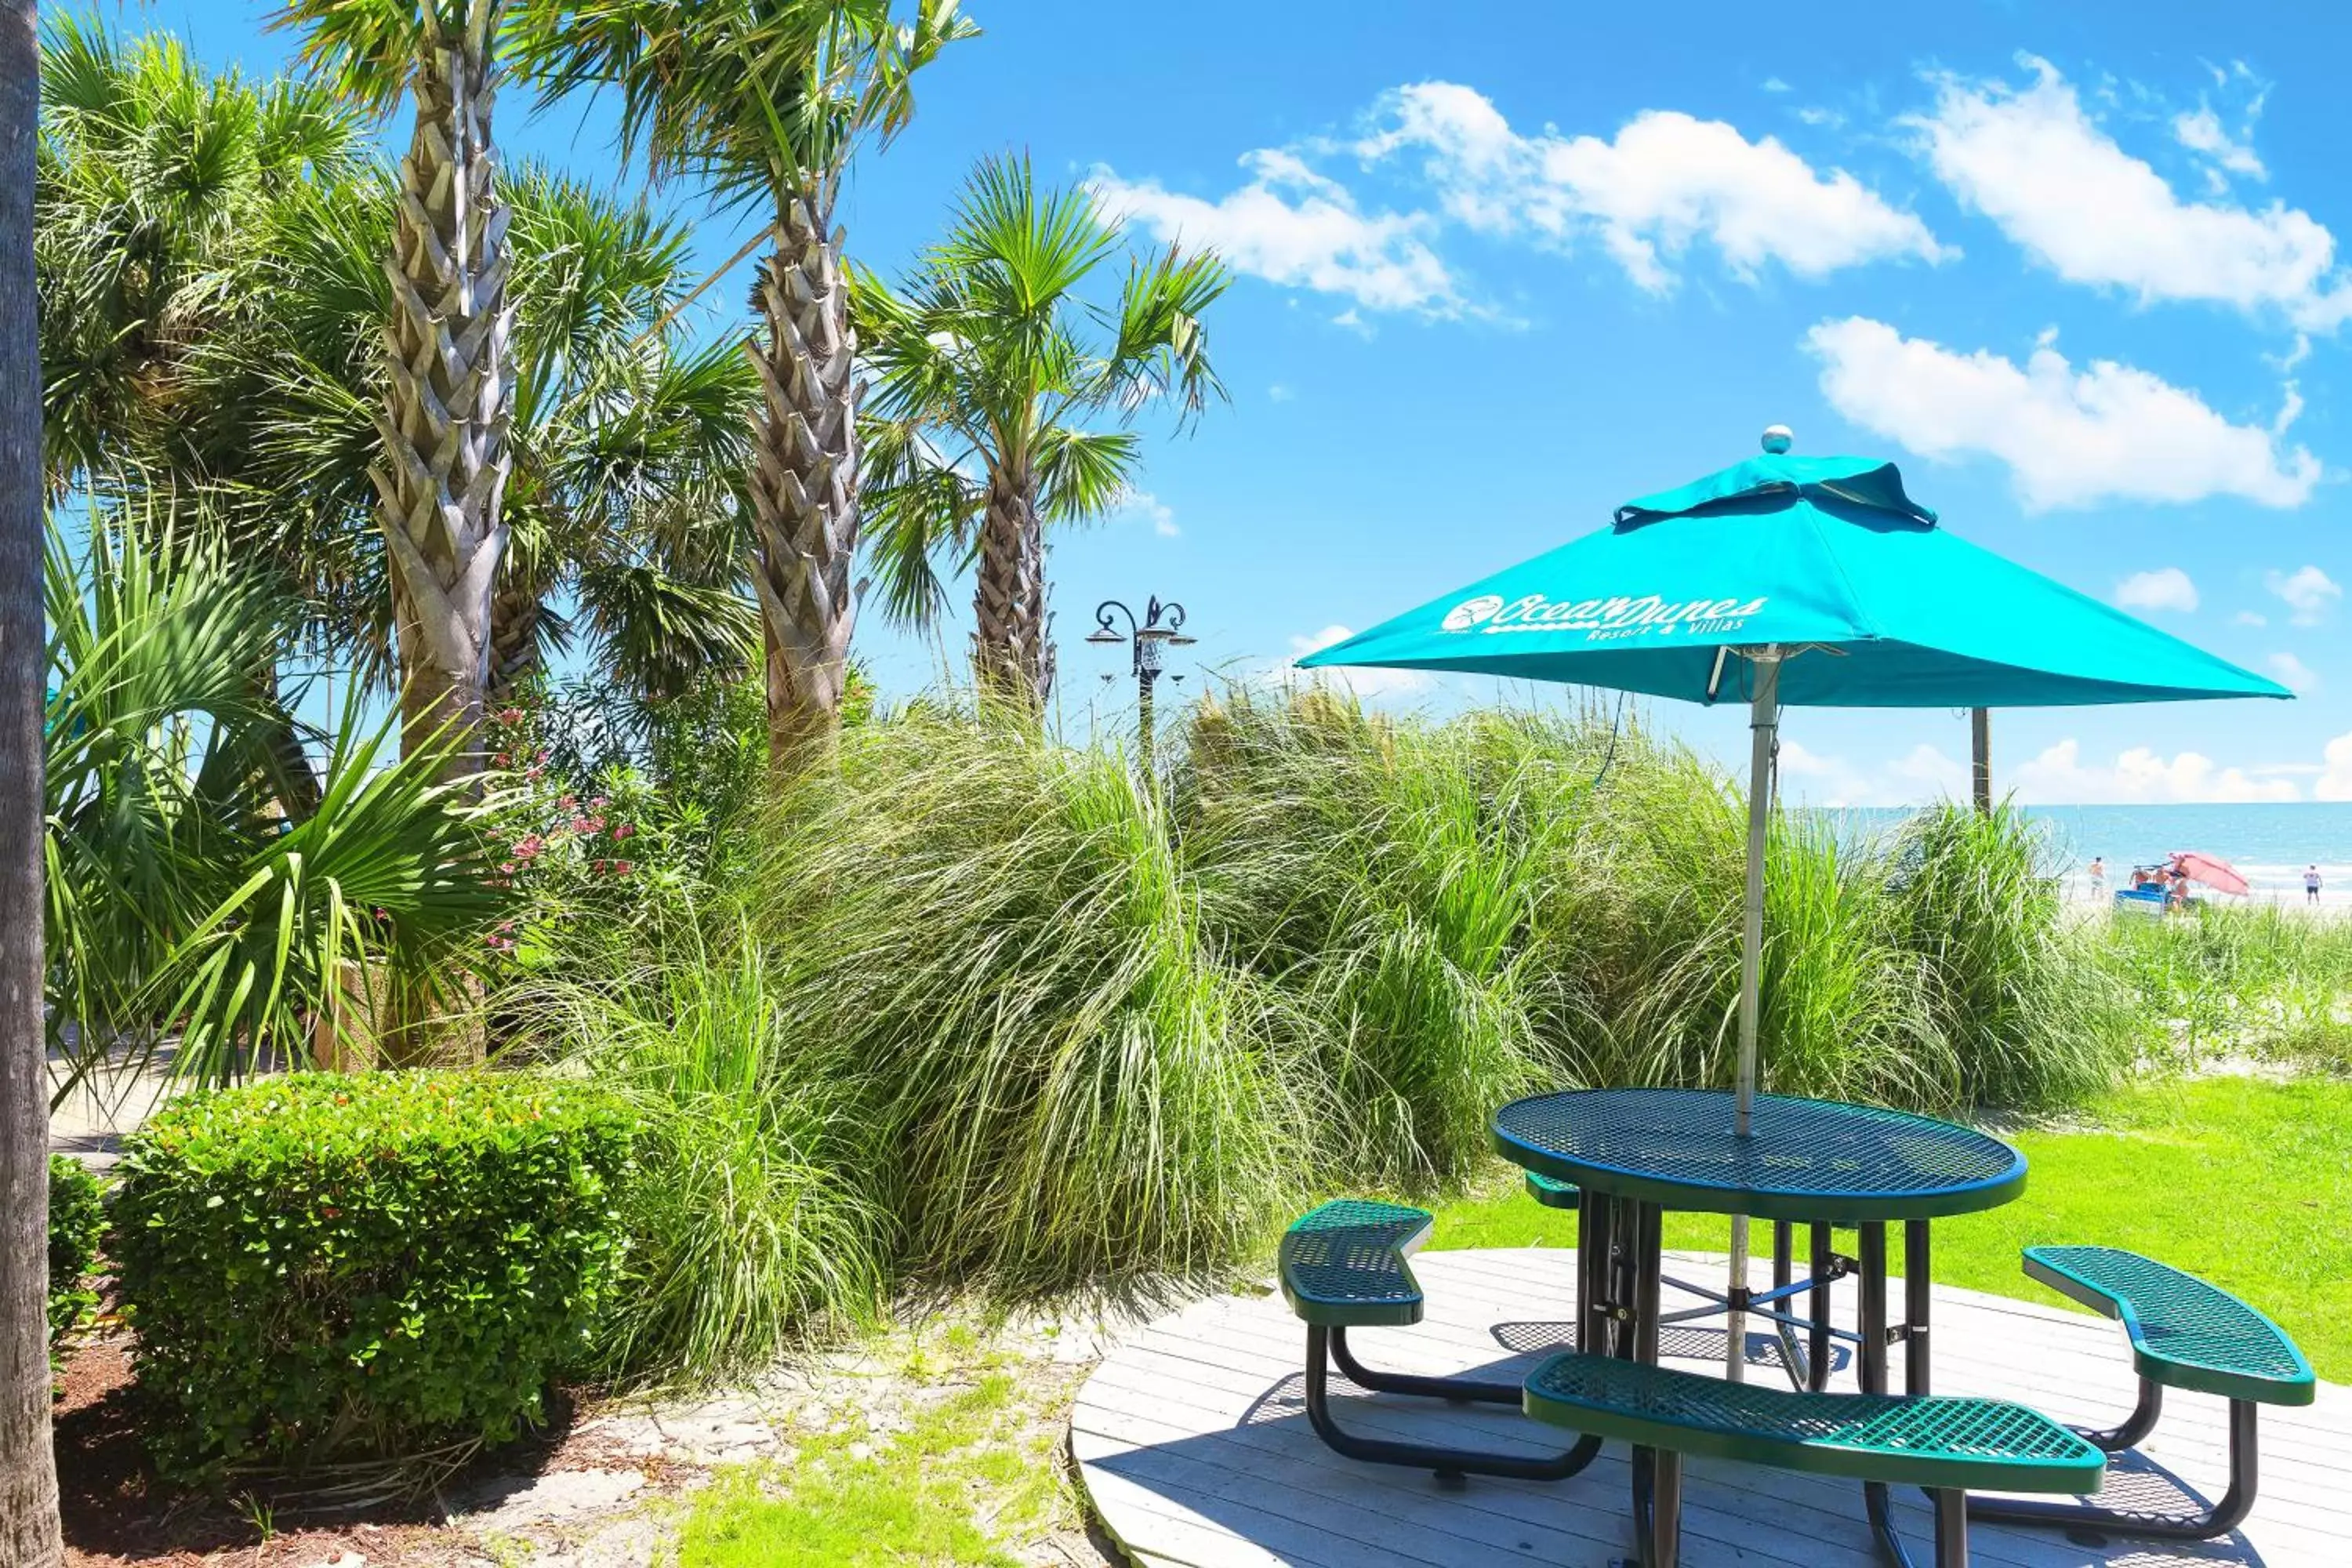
top-left (1073, 1248), bottom-right (2343, 1566)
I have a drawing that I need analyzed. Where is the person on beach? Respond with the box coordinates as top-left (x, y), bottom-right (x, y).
top-left (2088, 856), bottom-right (2106, 897)
top-left (2307, 865), bottom-right (2323, 906)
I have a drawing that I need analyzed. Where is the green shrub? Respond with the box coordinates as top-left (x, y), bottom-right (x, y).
top-left (112, 1071), bottom-right (633, 1480)
top-left (47, 1154), bottom-right (107, 1352)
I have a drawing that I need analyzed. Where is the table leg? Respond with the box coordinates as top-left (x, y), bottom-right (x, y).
top-left (1904, 1220), bottom-right (1933, 1397)
top-left (1633, 1201), bottom-right (1662, 1367)
top-left (1808, 1223), bottom-right (1833, 1392)
top-left (1857, 1221), bottom-right (1889, 1395)
top-left (1579, 1189), bottom-right (1616, 1358)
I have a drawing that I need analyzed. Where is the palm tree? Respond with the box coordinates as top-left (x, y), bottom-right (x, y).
top-left (208, 158), bottom-right (763, 710)
top-left (36, 13), bottom-right (370, 489)
top-left (270, 0), bottom-right (516, 779)
top-left (0, 0), bottom-right (62, 1557)
top-left (857, 155), bottom-right (1228, 710)
top-left (45, 501), bottom-right (509, 1087)
top-left (512, 0), bottom-right (975, 774)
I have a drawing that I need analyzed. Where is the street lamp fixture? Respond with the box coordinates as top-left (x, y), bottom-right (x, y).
top-left (1089, 595), bottom-right (1193, 770)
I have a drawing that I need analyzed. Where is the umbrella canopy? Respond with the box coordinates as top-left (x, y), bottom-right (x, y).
top-left (1298, 452), bottom-right (2289, 708)
top-left (2169, 851), bottom-right (2251, 897)
top-left (1300, 438), bottom-right (2288, 1383)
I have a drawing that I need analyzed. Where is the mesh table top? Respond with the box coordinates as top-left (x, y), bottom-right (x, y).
top-left (1492, 1088), bottom-right (2026, 1223)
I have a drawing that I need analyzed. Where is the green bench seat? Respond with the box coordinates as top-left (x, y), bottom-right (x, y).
top-left (1524, 1351), bottom-right (2103, 1568)
top-left (1277, 1200), bottom-right (1600, 1484)
top-left (1971, 1244), bottom-right (2313, 1541)
top-left (1524, 1171), bottom-right (1580, 1209)
top-left (1278, 1199), bottom-right (1432, 1328)
top-left (2022, 1245), bottom-right (2313, 1406)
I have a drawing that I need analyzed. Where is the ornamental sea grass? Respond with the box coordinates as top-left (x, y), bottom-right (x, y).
top-left (507, 906), bottom-right (888, 1387)
top-left (758, 711), bottom-right (1305, 1290)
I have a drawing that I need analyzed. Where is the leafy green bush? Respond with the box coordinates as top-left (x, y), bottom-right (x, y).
top-left (47, 1154), bottom-right (106, 1352)
top-left (112, 1072), bottom-right (633, 1480)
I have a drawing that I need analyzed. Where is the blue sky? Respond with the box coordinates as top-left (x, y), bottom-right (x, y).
top-left (173, 0), bottom-right (2352, 804)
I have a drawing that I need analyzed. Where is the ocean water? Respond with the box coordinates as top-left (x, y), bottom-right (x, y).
top-left (1825, 802), bottom-right (2352, 907)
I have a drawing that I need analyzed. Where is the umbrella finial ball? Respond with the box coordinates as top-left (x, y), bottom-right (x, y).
top-left (1762, 424), bottom-right (1794, 455)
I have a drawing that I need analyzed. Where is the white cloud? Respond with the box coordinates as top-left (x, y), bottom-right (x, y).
top-left (2172, 107), bottom-right (2266, 183)
top-left (1267, 383), bottom-right (1295, 403)
top-left (2013, 737), bottom-right (2299, 803)
top-left (1108, 488), bottom-right (1179, 538)
top-left (1363, 84), bottom-right (1950, 291)
top-left (1091, 149), bottom-right (1460, 315)
top-left (2235, 610), bottom-right (2270, 626)
top-left (2317, 732), bottom-right (2352, 801)
top-left (2114, 567), bottom-right (2198, 613)
top-left (1762, 77), bottom-right (1792, 94)
top-left (2267, 652), bottom-right (2320, 694)
top-left (1285, 626), bottom-right (1432, 699)
top-left (1777, 740), bottom-right (1966, 808)
top-left (1806, 317), bottom-right (2321, 510)
top-left (2267, 564), bottom-right (2341, 624)
top-left (1912, 56), bottom-right (2351, 328)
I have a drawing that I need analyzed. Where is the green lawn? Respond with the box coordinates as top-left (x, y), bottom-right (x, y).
top-left (1427, 1075), bottom-right (2352, 1380)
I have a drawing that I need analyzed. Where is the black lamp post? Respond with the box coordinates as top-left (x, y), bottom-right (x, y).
top-left (1086, 596), bottom-right (1196, 767)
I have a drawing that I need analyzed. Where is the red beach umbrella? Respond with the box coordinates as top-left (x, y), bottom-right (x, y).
top-left (2169, 851), bottom-right (2250, 897)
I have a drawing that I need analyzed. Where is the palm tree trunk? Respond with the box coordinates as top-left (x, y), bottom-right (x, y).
top-left (0, 2), bottom-right (64, 1560)
top-left (485, 575), bottom-right (543, 706)
top-left (744, 181), bottom-right (858, 779)
top-left (371, 2), bottom-right (511, 782)
top-left (971, 464), bottom-right (1051, 712)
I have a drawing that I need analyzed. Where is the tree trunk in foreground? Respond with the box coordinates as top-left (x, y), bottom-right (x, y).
top-left (373, 3), bottom-right (511, 782)
top-left (745, 182), bottom-right (859, 780)
top-left (0, 0), bottom-right (63, 1560)
top-left (971, 465), bottom-right (1051, 713)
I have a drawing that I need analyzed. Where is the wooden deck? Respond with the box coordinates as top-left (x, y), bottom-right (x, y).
top-left (1072, 1247), bottom-right (2350, 1566)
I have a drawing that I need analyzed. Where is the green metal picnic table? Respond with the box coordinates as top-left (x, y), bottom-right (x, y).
top-left (1492, 1087), bottom-right (2029, 1559)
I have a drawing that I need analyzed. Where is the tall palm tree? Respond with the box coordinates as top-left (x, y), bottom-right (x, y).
top-left (513, 0), bottom-right (975, 775)
top-left (270, 0), bottom-right (515, 779)
top-left (857, 155), bottom-right (1228, 710)
top-left (0, 0), bottom-right (61, 1558)
top-left (211, 161), bottom-right (762, 708)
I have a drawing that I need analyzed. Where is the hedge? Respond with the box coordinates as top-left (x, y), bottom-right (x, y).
top-left (48, 1153), bottom-right (106, 1355)
top-left (112, 1071), bottom-right (633, 1479)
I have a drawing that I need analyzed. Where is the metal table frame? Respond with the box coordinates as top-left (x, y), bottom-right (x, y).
top-left (1497, 1088), bottom-right (2027, 1568)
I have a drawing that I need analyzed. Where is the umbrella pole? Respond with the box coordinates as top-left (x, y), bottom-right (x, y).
top-left (1726, 649), bottom-right (1781, 1383)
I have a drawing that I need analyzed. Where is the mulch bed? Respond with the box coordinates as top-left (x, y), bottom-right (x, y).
top-left (54, 1328), bottom-right (603, 1568)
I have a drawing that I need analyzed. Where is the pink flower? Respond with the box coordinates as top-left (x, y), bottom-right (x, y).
top-left (492, 752), bottom-right (512, 768)
top-left (590, 858), bottom-right (609, 874)
top-left (513, 835), bottom-right (545, 862)
top-left (526, 765), bottom-right (545, 780)
top-left (500, 861), bottom-right (517, 874)
top-left (569, 817), bottom-right (593, 834)
top-left (612, 823), bottom-right (637, 842)
top-left (559, 794), bottom-right (578, 811)
top-left (615, 861), bottom-right (633, 877)
top-left (496, 707), bottom-right (524, 726)
top-left (588, 797), bottom-right (608, 812)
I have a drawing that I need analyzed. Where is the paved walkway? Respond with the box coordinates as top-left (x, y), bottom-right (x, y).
top-left (1074, 1247), bottom-right (2349, 1567)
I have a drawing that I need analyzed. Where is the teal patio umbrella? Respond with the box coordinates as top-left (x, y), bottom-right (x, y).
top-left (1300, 432), bottom-right (2288, 1376)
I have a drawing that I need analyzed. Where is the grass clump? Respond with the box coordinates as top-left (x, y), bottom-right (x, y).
top-left (758, 713), bottom-right (1305, 1290)
top-left (517, 913), bottom-right (887, 1387)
